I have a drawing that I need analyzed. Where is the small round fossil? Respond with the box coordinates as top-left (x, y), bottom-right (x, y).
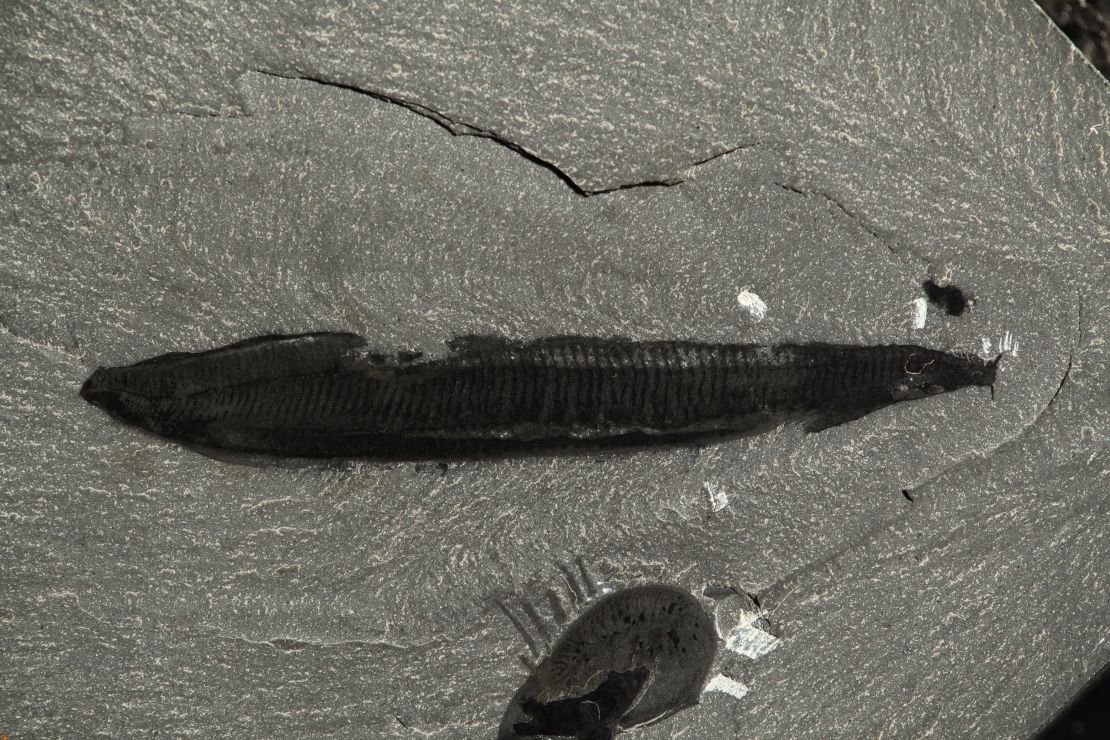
top-left (498, 584), bottom-right (717, 739)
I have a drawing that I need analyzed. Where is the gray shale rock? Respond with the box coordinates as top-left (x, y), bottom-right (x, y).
top-left (1, 1), bottom-right (1106, 737)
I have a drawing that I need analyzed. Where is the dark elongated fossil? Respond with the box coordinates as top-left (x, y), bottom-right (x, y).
top-left (498, 584), bottom-right (718, 739)
top-left (80, 332), bottom-right (1000, 459)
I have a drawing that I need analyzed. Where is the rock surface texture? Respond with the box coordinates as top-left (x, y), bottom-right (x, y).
top-left (2, 1), bottom-right (1107, 737)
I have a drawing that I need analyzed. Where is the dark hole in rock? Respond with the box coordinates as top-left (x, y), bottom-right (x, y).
top-left (922, 279), bottom-right (971, 316)
top-left (498, 584), bottom-right (717, 739)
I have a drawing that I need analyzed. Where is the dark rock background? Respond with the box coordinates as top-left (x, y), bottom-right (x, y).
top-left (1039, 1), bottom-right (1110, 78)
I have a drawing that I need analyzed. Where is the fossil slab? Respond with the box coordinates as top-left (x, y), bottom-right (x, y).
top-left (1, 1), bottom-right (1106, 737)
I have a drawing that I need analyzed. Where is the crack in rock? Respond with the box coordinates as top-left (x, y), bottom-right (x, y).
top-left (956, 288), bottom-right (1086, 462)
top-left (0, 319), bottom-right (85, 365)
top-left (173, 109), bottom-right (244, 119)
top-left (1040, 293), bottom-right (1083, 419)
top-left (775, 181), bottom-right (901, 254)
top-left (759, 286), bottom-right (1085, 610)
top-left (1044, 353), bottom-right (1074, 413)
top-left (214, 632), bottom-right (433, 652)
top-left (250, 69), bottom-right (745, 196)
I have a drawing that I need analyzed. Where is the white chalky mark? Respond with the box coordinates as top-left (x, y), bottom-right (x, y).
top-left (911, 297), bottom-right (928, 329)
top-left (727, 625), bottom-right (781, 658)
top-left (724, 610), bottom-right (781, 659)
top-left (704, 673), bottom-right (750, 700)
top-left (736, 289), bottom-right (767, 323)
top-left (981, 332), bottom-right (1019, 359)
top-left (703, 481), bottom-right (729, 512)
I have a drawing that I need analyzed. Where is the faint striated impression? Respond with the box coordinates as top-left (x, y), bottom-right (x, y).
top-left (498, 584), bottom-right (717, 739)
top-left (80, 332), bottom-right (1000, 459)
